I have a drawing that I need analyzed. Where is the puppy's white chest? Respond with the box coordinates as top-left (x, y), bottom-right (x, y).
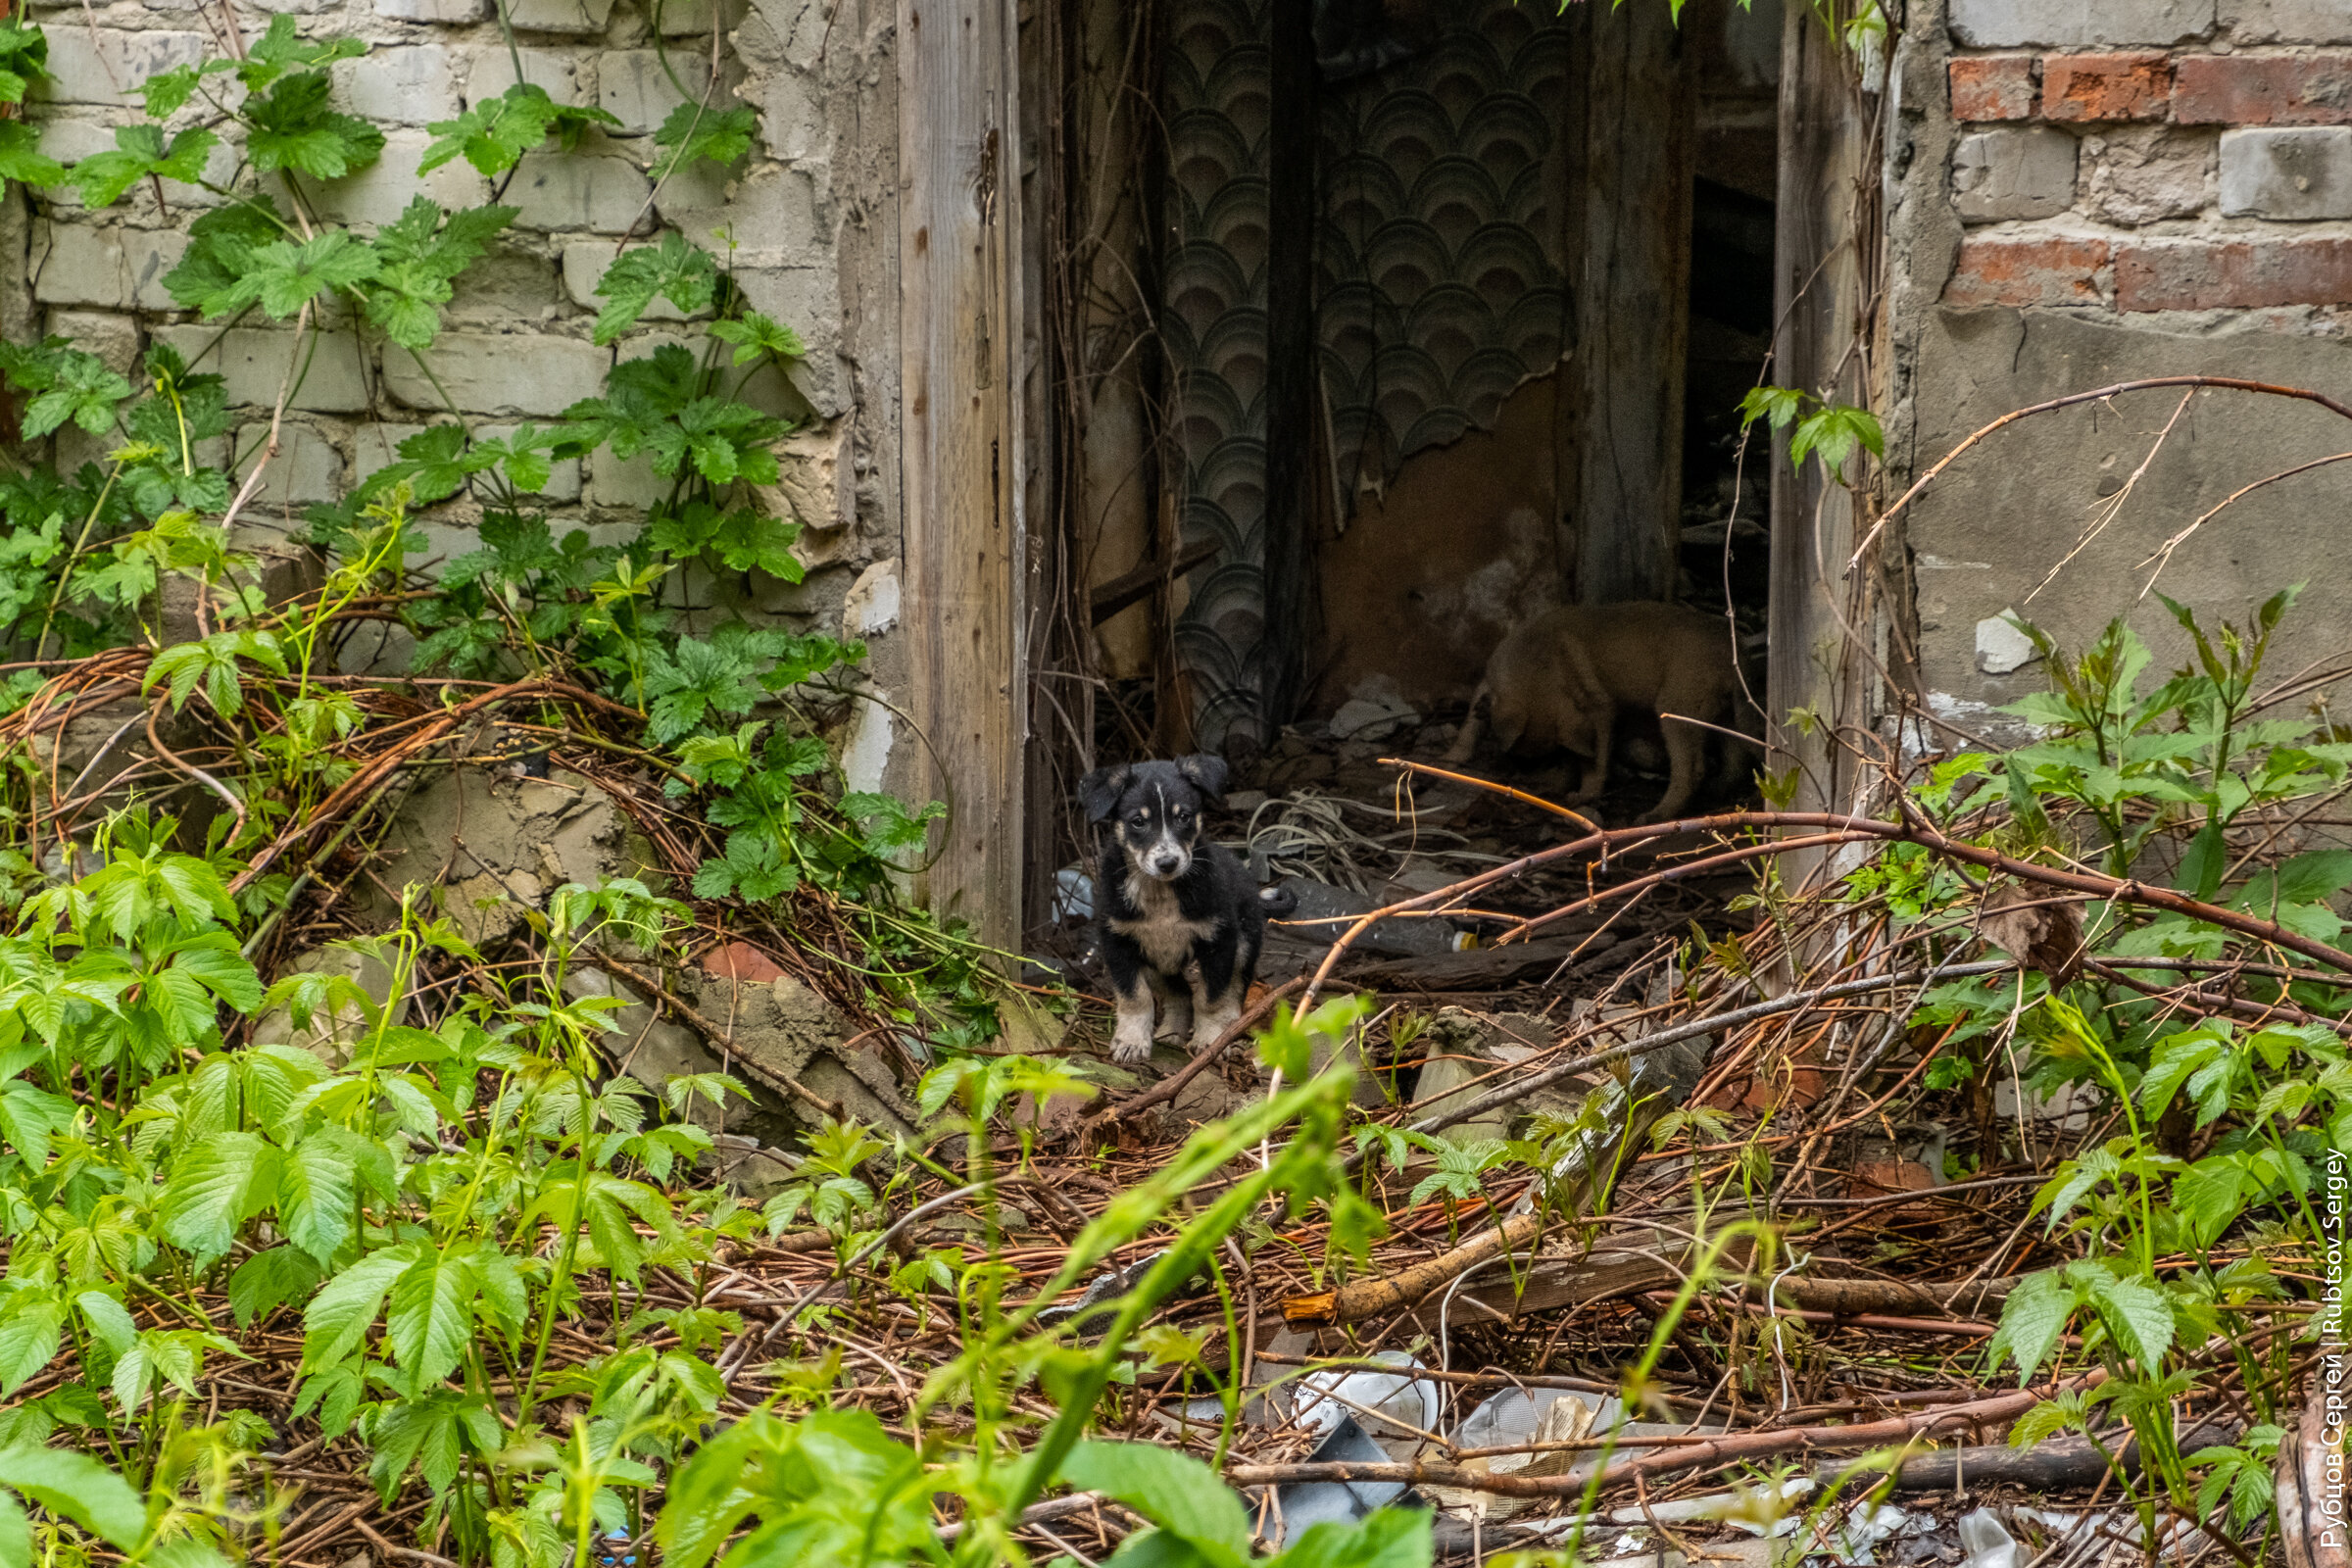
top-left (1109, 876), bottom-right (1214, 971)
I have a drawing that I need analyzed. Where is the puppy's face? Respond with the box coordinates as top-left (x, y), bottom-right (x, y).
top-left (1080, 756), bottom-right (1228, 882)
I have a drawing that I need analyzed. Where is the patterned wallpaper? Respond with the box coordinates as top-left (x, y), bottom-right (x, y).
top-left (1161, 0), bottom-right (1572, 750)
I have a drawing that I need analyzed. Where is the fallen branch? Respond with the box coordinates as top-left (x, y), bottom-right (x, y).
top-left (1220, 1371), bottom-right (2103, 1495)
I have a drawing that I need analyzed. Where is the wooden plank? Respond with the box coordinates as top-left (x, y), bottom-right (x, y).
top-left (1570, 4), bottom-right (1696, 606)
top-left (899, 0), bottom-right (1026, 948)
top-left (1258, 0), bottom-right (1319, 730)
top-left (1766, 4), bottom-right (1878, 868)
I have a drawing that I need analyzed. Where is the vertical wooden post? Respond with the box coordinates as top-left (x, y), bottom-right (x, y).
top-left (1258, 0), bottom-right (1318, 735)
top-left (1569, 3), bottom-right (1695, 607)
top-left (1767, 4), bottom-right (1878, 859)
top-left (900, 0), bottom-right (1027, 949)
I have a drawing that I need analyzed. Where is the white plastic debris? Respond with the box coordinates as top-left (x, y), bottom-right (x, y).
top-left (1607, 1474), bottom-right (1812, 1527)
top-left (1290, 1350), bottom-right (1441, 1445)
top-left (1959, 1508), bottom-right (2020, 1568)
top-left (1455, 1387), bottom-right (1617, 1459)
top-left (1053, 867), bottom-right (1094, 922)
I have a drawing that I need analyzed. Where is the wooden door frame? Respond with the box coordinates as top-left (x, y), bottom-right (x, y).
top-left (1767, 2), bottom-right (1884, 872)
top-left (899, 0), bottom-right (1030, 951)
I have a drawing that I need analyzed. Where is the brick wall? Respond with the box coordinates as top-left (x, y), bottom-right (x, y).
top-left (13, 0), bottom-right (894, 599)
top-left (1889, 0), bottom-right (2352, 754)
top-left (1938, 0), bottom-right (2352, 318)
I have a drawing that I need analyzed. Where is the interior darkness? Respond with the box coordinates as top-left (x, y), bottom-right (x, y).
top-left (1091, 10), bottom-right (1784, 801)
top-left (1678, 174), bottom-right (1777, 716)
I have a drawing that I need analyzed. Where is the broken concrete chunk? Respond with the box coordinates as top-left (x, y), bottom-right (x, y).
top-left (564, 963), bottom-right (730, 1121)
top-left (251, 944), bottom-right (407, 1068)
top-left (1413, 1006), bottom-right (1584, 1136)
top-left (1974, 611), bottom-right (2041, 676)
top-left (1329, 675), bottom-right (1420, 743)
top-left (695, 960), bottom-right (919, 1138)
top-left (705, 1133), bottom-right (798, 1202)
top-left (1411, 1009), bottom-right (1515, 1144)
top-left (367, 764), bottom-right (648, 945)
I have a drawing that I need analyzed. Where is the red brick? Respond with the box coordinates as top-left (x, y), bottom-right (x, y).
top-left (2041, 52), bottom-right (2177, 122)
top-left (1949, 55), bottom-right (2038, 120)
top-left (2116, 237), bottom-right (2352, 310)
top-left (1945, 235), bottom-right (2111, 308)
top-left (2173, 53), bottom-right (2352, 124)
top-left (703, 941), bottom-right (788, 983)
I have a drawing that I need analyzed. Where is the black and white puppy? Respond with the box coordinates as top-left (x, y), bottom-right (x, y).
top-left (1081, 756), bottom-right (1288, 1064)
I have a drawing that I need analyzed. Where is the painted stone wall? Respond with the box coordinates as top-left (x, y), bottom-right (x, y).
top-left (10, 0), bottom-right (906, 761)
top-left (1886, 0), bottom-right (2352, 743)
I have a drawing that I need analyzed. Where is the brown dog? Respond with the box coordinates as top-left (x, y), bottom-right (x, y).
top-left (1446, 601), bottom-right (1751, 822)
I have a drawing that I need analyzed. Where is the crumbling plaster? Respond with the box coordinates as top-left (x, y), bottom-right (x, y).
top-left (11, 0), bottom-right (910, 710)
top-left (1884, 0), bottom-right (2352, 746)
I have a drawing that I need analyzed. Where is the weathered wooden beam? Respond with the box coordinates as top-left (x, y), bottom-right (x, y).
top-left (899, 0), bottom-right (1027, 948)
top-left (1766, 4), bottom-right (1880, 868)
top-left (1570, 3), bottom-right (1696, 606)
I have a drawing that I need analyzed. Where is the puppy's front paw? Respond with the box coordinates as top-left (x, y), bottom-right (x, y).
top-left (1110, 1023), bottom-right (1155, 1064)
top-left (1190, 1011), bottom-right (1240, 1052)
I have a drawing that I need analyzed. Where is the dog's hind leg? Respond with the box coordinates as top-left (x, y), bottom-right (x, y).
top-left (1150, 967), bottom-right (1192, 1043)
top-left (1188, 932), bottom-right (1244, 1050)
top-left (1643, 714), bottom-right (1709, 824)
top-left (1445, 679), bottom-right (1491, 764)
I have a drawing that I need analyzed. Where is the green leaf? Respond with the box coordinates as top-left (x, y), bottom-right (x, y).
top-left (650, 101), bottom-right (756, 180)
top-left (1789, 402), bottom-right (1884, 482)
top-left (226, 1248), bottom-right (323, 1328)
top-left (472, 422), bottom-right (559, 493)
top-left (361, 200), bottom-right (516, 350)
top-left (593, 232), bottom-right (718, 344)
top-left (213, 229), bottom-right (380, 320)
top-left (0, 1300), bottom-right (60, 1396)
top-left (133, 64), bottom-right (220, 121)
top-left (162, 202), bottom-right (286, 318)
top-left (646, 635), bottom-right (762, 743)
top-left (246, 73), bottom-right (383, 179)
top-left (158, 1131), bottom-right (273, 1256)
top-left (13, 348), bottom-right (130, 440)
top-left (708, 311), bottom-right (805, 366)
top-left (0, 1490), bottom-right (27, 1568)
top-left (420, 83), bottom-right (617, 176)
top-left (840, 793), bottom-right (944, 863)
top-left (237, 15), bottom-right (367, 93)
top-left (1057, 1441), bottom-right (1250, 1568)
top-left (74, 1295), bottom-right (134, 1358)
top-left (0, 122), bottom-right (64, 188)
top-left (1737, 384), bottom-right (1806, 431)
top-left (0, 1445), bottom-right (148, 1548)
top-left (1986, 1268), bottom-right (2073, 1382)
top-left (0, 18), bottom-right (51, 110)
top-left (300, 1243), bottom-right (413, 1371)
top-left (1272, 1508), bottom-right (1432, 1568)
top-left (2083, 1272), bottom-right (2175, 1367)
top-left (386, 1248), bottom-right (472, 1387)
top-left (277, 1135), bottom-right (359, 1264)
top-left (0, 1083), bottom-right (70, 1171)
top-left (2176, 817), bottom-right (2227, 902)
top-left (166, 929), bottom-right (264, 1011)
top-left (2262, 849), bottom-right (2352, 905)
top-left (70, 123), bottom-right (216, 208)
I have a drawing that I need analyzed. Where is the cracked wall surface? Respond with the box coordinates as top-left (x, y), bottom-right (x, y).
top-left (1885, 0), bottom-right (2352, 744)
top-left (14, 0), bottom-right (906, 698)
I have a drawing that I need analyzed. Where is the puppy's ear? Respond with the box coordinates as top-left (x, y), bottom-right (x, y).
top-left (1176, 753), bottom-right (1229, 803)
top-left (1079, 764), bottom-right (1131, 823)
